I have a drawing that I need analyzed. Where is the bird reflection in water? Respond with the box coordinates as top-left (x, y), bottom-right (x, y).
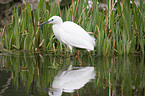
top-left (48, 64), bottom-right (96, 96)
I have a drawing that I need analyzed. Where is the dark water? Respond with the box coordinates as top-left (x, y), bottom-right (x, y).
top-left (0, 53), bottom-right (144, 96)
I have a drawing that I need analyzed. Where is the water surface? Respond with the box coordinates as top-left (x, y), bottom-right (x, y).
top-left (0, 53), bottom-right (144, 96)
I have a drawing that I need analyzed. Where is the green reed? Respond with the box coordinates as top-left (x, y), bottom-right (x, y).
top-left (94, 55), bottom-right (144, 95)
top-left (1, 0), bottom-right (145, 55)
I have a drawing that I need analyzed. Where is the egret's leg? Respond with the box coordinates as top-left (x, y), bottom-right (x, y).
top-left (68, 45), bottom-right (73, 54)
top-left (60, 43), bottom-right (62, 52)
top-left (68, 45), bottom-right (74, 60)
top-left (62, 43), bottom-right (67, 55)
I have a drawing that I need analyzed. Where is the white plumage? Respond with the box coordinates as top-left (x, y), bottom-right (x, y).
top-left (38, 16), bottom-right (95, 53)
top-left (48, 65), bottom-right (96, 96)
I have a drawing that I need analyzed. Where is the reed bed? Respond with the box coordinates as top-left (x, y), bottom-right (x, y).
top-left (1, 0), bottom-right (145, 55)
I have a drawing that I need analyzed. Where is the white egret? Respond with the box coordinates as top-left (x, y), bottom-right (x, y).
top-left (38, 16), bottom-right (95, 53)
top-left (48, 65), bottom-right (96, 96)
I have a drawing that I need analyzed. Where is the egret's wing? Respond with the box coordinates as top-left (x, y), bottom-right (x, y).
top-left (62, 21), bottom-right (95, 46)
top-left (60, 29), bottom-right (93, 50)
top-left (60, 21), bottom-right (95, 50)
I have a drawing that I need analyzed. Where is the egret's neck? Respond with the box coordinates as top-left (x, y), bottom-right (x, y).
top-left (52, 24), bottom-right (63, 43)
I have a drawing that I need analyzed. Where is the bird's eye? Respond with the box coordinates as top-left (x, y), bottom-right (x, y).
top-left (51, 19), bottom-right (54, 21)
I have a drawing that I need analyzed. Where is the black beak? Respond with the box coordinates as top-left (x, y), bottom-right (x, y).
top-left (37, 20), bottom-right (50, 27)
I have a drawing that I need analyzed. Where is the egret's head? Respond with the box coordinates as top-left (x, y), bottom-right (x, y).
top-left (38, 16), bottom-right (63, 26)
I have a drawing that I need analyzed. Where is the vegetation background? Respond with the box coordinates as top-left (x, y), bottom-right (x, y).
top-left (1, 0), bottom-right (145, 56)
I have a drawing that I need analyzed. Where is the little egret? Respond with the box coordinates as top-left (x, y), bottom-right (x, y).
top-left (38, 16), bottom-right (95, 53)
top-left (48, 65), bottom-right (95, 96)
